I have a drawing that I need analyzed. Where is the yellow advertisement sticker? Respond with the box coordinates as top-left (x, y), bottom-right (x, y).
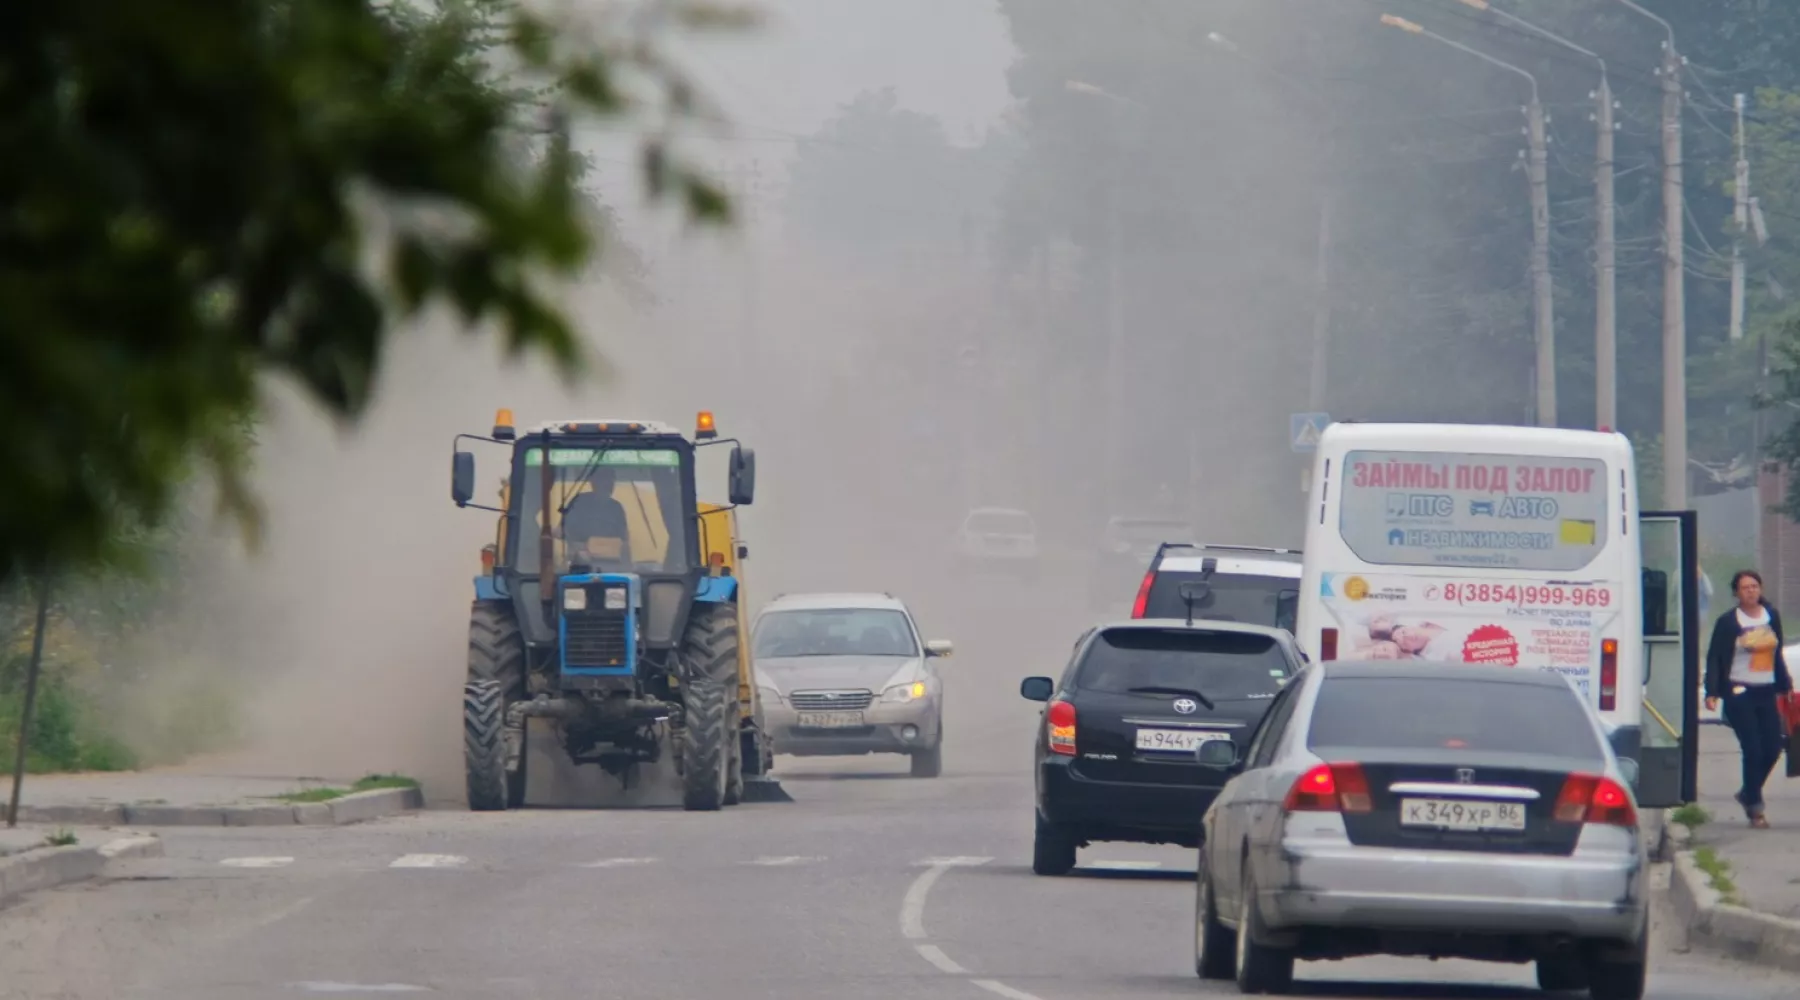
top-left (1559, 519), bottom-right (1597, 545)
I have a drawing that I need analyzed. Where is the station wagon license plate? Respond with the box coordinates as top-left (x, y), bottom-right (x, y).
top-left (1134, 728), bottom-right (1230, 753)
top-left (1400, 798), bottom-right (1527, 832)
top-left (795, 711), bottom-right (864, 729)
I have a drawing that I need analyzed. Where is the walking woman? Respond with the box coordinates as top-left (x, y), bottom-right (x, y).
top-left (1704, 570), bottom-right (1795, 828)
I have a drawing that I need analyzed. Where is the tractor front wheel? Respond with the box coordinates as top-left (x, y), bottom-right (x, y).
top-left (679, 602), bottom-right (740, 812)
top-left (465, 601), bottom-right (527, 812)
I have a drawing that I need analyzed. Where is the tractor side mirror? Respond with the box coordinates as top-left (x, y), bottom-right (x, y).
top-left (452, 451), bottom-right (476, 507)
top-left (729, 446), bottom-right (757, 506)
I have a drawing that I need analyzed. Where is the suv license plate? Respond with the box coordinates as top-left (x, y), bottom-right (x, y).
top-left (1134, 729), bottom-right (1228, 752)
top-left (796, 711), bottom-right (864, 729)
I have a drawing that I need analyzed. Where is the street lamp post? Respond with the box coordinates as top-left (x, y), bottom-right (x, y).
top-left (1455, 0), bottom-right (1616, 434)
top-left (1381, 13), bottom-right (1556, 428)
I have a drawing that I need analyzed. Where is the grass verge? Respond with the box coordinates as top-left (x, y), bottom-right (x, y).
top-left (1693, 845), bottom-right (1741, 904)
top-left (272, 773), bottom-right (419, 803)
top-left (1671, 803), bottom-right (1711, 830)
top-left (43, 829), bottom-right (78, 847)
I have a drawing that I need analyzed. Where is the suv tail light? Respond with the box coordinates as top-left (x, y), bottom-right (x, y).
top-left (1047, 699), bottom-right (1077, 756)
top-left (1318, 627), bottom-right (1339, 662)
top-left (1552, 773), bottom-right (1637, 827)
top-left (1283, 762), bottom-right (1372, 813)
top-left (1597, 638), bottom-right (1618, 712)
top-left (1130, 571), bottom-right (1154, 618)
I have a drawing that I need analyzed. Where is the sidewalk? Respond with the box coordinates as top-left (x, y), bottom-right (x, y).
top-left (1690, 723), bottom-right (1800, 919)
top-left (1666, 722), bottom-right (1800, 972)
top-left (5, 763), bottom-right (424, 828)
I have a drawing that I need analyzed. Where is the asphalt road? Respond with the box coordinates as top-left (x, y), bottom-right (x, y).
top-left (0, 576), bottom-right (1791, 999)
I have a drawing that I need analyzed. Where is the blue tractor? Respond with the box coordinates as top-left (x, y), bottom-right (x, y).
top-left (451, 409), bottom-right (785, 810)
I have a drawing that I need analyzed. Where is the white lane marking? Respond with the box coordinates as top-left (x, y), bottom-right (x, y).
top-left (579, 857), bottom-right (658, 868)
top-left (221, 857), bottom-right (295, 868)
top-left (289, 984), bottom-right (427, 993)
top-left (974, 979), bottom-right (1046, 1000)
top-left (389, 854), bottom-right (467, 869)
top-left (748, 856), bottom-right (822, 866)
top-left (915, 944), bottom-right (968, 975)
top-left (913, 856), bottom-right (993, 867)
top-left (901, 861), bottom-right (958, 940)
top-left (1089, 860), bottom-right (1161, 870)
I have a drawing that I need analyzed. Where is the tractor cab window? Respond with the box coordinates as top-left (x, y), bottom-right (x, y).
top-left (518, 447), bottom-right (689, 573)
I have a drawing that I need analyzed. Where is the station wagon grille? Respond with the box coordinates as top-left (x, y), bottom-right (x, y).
top-left (788, 690), bottom-right (874, 711)
top-left (565, 609), bottom-right (629, 667)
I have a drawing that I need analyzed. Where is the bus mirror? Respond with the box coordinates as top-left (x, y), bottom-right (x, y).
top-left (1641, 569), bottom-right (1669, 635)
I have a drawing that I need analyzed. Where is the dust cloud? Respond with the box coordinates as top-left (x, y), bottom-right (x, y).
top-left (168, 1), bottom-right (1481, 793)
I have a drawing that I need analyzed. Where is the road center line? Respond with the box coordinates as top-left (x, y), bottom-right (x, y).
top-left (973, 978), bottom-right (1047, 1000)
top-left (914, 944), bottom-right (968, 974)
top-left (221, 856), bottom-right (294, 868)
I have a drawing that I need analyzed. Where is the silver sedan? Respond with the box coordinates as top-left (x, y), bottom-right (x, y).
top-left (1193, 661), bottom-right (1648, 999)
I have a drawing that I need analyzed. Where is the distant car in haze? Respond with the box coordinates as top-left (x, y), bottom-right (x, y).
top-left (1194, 661), bottom-right (1648, 998)
top-left (1020, 619), bottom-right (1302, 875)
top-left (751, 592), bottom-right (953, 778)
top-left (1091, 517), bottom-right (1195, 610)
top-left (956, 506), bottom-right (1040, 576)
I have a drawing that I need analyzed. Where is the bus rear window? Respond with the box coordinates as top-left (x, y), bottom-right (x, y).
top-left (1337, 450), bottom-right (1609, 572)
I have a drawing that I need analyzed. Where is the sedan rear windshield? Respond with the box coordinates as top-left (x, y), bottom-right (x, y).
top-left (1075, 628), bottom-right (1295, 702)
top-left (1145, 572), bottom-right (1298, 632)
top-left (1306, 676), bottom-right (1604, 761)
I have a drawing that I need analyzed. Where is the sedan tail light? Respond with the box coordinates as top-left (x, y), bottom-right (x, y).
top-left (1283, 762), bottom-right (1372, 813)
top-left (1047, 699), bottom-right (1077, 756)
top-left (1553, 773), bottom-right (1637, 827)
top-left (1130, 571), bottom-right (1154, 618)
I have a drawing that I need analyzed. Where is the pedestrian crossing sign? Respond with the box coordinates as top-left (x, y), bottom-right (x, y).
top-left (1290, 412), bottom-right (1331, 453)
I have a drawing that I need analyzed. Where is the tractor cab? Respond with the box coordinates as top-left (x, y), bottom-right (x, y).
top-left (452, 410), bottom-right (755, 688)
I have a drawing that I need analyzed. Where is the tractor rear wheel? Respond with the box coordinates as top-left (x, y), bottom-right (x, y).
top-left (465, 601), bottom-right (527, 812)
top-left (679, 602), bottom-right (739, 812)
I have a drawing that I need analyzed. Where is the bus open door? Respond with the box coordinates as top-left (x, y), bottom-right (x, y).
top-left (1635, 510), bottom-right (1700, 808)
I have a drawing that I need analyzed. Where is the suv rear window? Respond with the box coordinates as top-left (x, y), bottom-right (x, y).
top-left (1076, 628), bottom-right (1296, 702)
top-left (1145, 572), bottom-right (1298, 631)
top-left (1306, 677), bottom-right (1604, 761)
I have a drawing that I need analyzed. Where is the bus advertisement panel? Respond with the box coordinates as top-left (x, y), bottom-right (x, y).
top-left (1322, 449), bottom-right (1621, 695)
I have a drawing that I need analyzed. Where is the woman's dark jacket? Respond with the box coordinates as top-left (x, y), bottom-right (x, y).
top-left (1704, 600), bottom-right (1796, 699)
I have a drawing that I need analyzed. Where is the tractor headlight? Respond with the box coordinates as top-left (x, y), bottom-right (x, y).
top-left (563, 587), bottom-right (587, 611)
top-left (603, 587), bottom-right (627, 610)
top-left (882, 681), bottom-right (928, 703)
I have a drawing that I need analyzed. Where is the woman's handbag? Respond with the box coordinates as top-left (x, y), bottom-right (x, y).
top-left (1783, 693), bottom-right (1800, 777)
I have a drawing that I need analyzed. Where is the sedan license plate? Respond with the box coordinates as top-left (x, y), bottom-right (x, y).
top-left (1134, 728), bottom-right (1229, 753)
top-left (1400, 798), bottom-right (1527, 832)
top-left (795, 711), bottom-right (864, 729)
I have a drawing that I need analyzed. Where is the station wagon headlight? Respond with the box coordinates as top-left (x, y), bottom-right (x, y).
top-left (757, 684), bottom-right (781, 705)
top-left (604, 587), bottom-right (627, 610)
top-left (882, 681), bottom-right (927, 703)
top-left (563, 587), bottom-right (587, 611)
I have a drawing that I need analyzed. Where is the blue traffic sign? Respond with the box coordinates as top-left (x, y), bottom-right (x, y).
top-left (1290, 412), bottom-right (1331, 453)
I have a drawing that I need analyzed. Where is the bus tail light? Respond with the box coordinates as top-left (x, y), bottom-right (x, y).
top-left (1047, 700), bottom-right (1077, 756)
top-left (1319, 627), bottom-right (1339, 662)
top-left (1283, 762), bottom-right (1372, 813)
top-left (1130, 571), bottom-right (1154, 619)
top-left (1597, 638), bottom-right (1618, 712)
top-left (1553, 773), bottom-right (1637, 827)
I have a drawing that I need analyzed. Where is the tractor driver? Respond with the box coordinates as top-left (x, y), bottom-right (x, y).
top-left (558, 466), bottom-right (631, 568)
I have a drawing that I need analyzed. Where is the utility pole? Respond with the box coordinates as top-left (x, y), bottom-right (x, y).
top-left (1596, 75), bottom-right (1618, 429)
top-left (1731, 92), bottom-right (1749, 342)
top-left (1617, 0), bottom-right (1687, 507)
top-left (1309, 189), bottom-right (1333, 413)
top-left (1381, 14), bottom-right (1554, 426)
top-left (1524, 95), bottom-right (1556, 429)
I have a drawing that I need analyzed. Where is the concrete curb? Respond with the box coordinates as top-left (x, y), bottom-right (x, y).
top-left (0, 835), bottom-right (164, 908)
top-left (10, 786), bottom-right (424, 828)
top-left (1670, 846), bottom-right (1800, 972)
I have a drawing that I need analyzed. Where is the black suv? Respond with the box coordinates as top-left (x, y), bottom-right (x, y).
top-left (1019, 620), bottom-right (1305, 876)
top-left (1130, 543), bottom-right (1301, 631)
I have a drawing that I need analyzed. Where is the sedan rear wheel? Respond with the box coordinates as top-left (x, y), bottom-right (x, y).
top-left (1234, 872), bottom-right (1294, 994)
